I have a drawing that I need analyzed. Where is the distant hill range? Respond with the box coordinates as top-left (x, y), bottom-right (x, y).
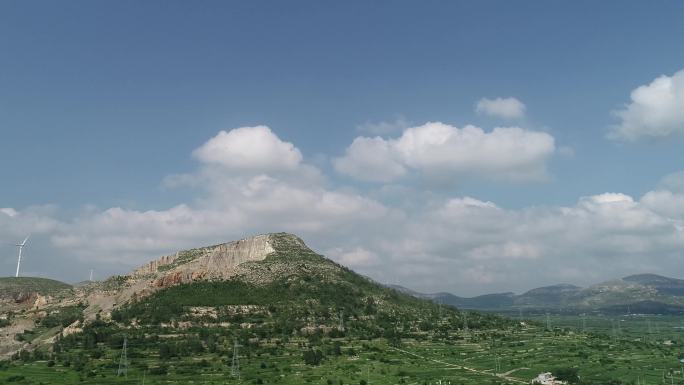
top-left (391, 273), bottom-right (684, 314)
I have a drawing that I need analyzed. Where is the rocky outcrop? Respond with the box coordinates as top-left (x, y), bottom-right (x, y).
top-left (62, 320), bottom-right (83, 337)
top-left (80, 233), bottom-right (293, 317)
top-left (131, 233), bottom-right (276, 282)
top-left (32, 294), bottom-right (50, 309)
top-left (132, 254), bottom-right (177, 276)
top-left (13, 291), bottom-right (37, 304)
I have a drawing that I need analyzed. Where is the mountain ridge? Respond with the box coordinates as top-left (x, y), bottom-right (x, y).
top-left (397, 273), bottom-right (684, 313)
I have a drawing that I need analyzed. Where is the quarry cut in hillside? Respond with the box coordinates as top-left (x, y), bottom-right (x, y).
top-left (80, 233), bottom-right (320, 317)
top-left (131, 233), bottom-right (280, 283)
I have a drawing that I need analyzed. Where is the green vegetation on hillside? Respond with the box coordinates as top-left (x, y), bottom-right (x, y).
top-left (0, 277), bottom-right (72, 299)
top-left (6, 312), bottom-right (684, 384)
top-left (7, 235), bottom-right (684, 384)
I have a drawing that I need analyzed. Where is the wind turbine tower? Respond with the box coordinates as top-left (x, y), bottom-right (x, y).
top-left (15, 235), bottom-right (29, 278)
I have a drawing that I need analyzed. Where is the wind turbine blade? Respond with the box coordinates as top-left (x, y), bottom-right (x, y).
top-left (21, 234), bottom-right (30, 246)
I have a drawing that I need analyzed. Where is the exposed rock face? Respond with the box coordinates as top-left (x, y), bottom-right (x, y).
top-left (82, 233), bottom-right (295, 318)
top-left (62, 320), bottom-right (83, 337)
top-left (13, 291), bottom-right (38, 304)
top-left (132, 254), bottom-right (177, 276)
top-left (32, 294), bottom-right (50, 309)
top-left (132, 233), bottom-right (276, 284)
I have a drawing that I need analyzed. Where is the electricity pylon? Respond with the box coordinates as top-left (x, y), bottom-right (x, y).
top-left (231, 340), bottom-right (241, 378)
top-left (117, 336), bottom-right (128, 377)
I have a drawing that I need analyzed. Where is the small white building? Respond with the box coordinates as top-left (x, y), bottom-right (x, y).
top-left (532, 372), bottom-right (567, 385)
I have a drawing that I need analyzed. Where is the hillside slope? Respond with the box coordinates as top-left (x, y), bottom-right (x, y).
top-left (1, 233), bottom-right (513, 361)
top-left (110, 233), bottom-right (508, 329)
top-left (0, 277), bottom-right (72, 302)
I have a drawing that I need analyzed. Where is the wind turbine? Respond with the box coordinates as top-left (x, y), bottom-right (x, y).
top-left (15, 235), bottom-right (30, 278)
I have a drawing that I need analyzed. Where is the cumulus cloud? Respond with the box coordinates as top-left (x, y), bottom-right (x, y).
top-left (8, 125), bottom-right (684, 295)
top-left (379, 190), bottom-right (684, 293)
top-left (327, 247), bottom-right (380, 268)
top-left (192, 126), bottom-right (303, 171)
top-left (610, 68), bottom-right (684, 141)
top-left (641, 190), bottom-right (684, 220)
top-left (334, 122), bottom-right (555, 183)
top-left (332, 137), bottom-right (407, 182)
top-left (41, 127), bottom-right (389, 266)
top-left (475, 97), bottom-right (526, 119)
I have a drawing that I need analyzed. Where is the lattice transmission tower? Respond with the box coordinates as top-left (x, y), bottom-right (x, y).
top-left (117, 336), bottom-right (128, 378)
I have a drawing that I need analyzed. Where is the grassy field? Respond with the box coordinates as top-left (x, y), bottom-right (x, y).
top-left (3, 313), bottom-right (684, 385)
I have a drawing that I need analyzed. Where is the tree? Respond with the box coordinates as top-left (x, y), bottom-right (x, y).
top-left (303, 349), bottom-right (324, 366)
top-left (553, 367), bottom-right (580, 384)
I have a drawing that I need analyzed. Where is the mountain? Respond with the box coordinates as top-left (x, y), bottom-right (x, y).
top-left (515, 284), bottom-right (582, 308)
top-left (623, 273), bottom-right (684, 296)
top-left (0, 233), bottom-right (512, 360)
top-left (398, 274), bottom-right (684, 313)
top-left (388, 285), bottom-right (516, 309)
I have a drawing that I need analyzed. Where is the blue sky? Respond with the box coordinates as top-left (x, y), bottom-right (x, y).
top-left (2, 1), bottom-right (684, 294)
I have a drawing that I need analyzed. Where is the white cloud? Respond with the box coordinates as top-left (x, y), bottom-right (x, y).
top-left (610, 68), bottom-right (684, 141)
top-left (192, 126), bottom-right (303, 171)
top-left (335, 122), bottom-right (555, 183)
top-left (328, 247), bottom-right (380, 267)
top-left (9, 126), bottom-right (684, 296)
top-left (1, 208), bottom-right (18, 217)
top-left (468, 242), bottom-right (543, 260)
top-left (332, 137), bottom-right (406, 182)
top-left (47, 173), bottom-right (388, 266)
top-left (14, 183), bottom-right (684, 295)
top-left (641, 190), bottom-right (684, 220)
top-left (385, 190), bottom-right (684, 293)
top-left (42, 127), bottom-right (389, 266)
top-left (475, 97), bottom-right (526, 119)
top-left (582, 192), bottom-right (634, 205)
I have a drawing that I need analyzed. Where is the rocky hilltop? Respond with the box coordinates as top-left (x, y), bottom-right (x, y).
top-left (81, 233), bottom-right (315, 318)
top-left (0, 233), bottom-right (316, 358)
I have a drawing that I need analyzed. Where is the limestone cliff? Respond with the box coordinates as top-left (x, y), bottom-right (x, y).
top-left (131, 233), bottom-right (276, 283)
top-left (81, 233), bottom-right (308, 318)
